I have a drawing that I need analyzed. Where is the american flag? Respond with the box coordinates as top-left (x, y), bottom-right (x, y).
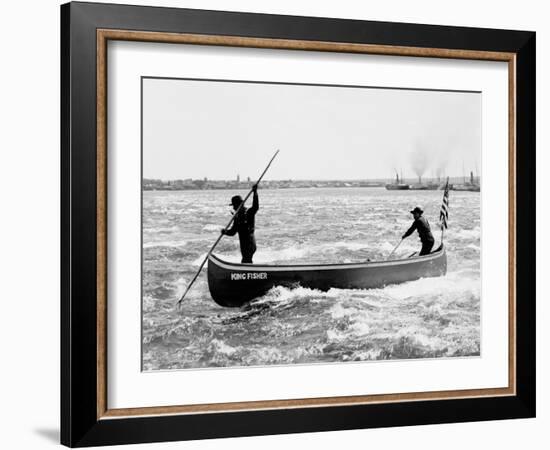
top-left (440, 178), bottom-right (450, 229)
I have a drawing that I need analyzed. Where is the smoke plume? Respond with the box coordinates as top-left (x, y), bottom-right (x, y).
top-left (410, 145), bottom-right (429, 184)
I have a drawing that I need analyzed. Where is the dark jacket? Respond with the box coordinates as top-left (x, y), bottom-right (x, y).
top-left (403, 215), bottom-right (434, 243)
top-left (224, 191), bottom-right (259, 252)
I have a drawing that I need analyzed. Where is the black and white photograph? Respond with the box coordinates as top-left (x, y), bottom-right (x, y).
top-left (141, 77), bottom-right (482, 371)
top-left (0, 0), bottom-right (543, 446)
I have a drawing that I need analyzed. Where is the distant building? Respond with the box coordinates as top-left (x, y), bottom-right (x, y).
top-left (247, 176), bottom-right (251, 182)
top-left (237, 174), bottom-right (240, 182)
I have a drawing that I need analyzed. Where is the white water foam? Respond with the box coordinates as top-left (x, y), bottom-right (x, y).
top-left (202, 224), bottom-right (221, 232)
top-left (143, 240), bottom-right (187, 249)
top-left (222, 241), bottom-right (375, 264)
top-left (207, 339), bottom-right (237, 356)
top-left (454, 227), bottom-right (481, 240)
top-left (371, 271), bottom-right (480, 302)
top-left (252, 286), bottom-right (332, 308)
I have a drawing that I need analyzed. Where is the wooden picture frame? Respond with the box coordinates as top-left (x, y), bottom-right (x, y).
top-left (61, 1), bottom-right (535, 447)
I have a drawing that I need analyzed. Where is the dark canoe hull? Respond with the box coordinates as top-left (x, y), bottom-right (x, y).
top-left (207, 245), bottom-right (447, 307)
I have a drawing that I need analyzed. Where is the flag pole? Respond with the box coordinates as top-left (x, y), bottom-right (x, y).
top-left (440, 177), bottom-right (449, 245)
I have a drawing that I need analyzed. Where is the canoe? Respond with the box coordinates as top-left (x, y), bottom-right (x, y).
top-left (207, 244), bottom-right (447, 307)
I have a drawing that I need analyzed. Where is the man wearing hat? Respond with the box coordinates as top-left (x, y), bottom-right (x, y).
top-left (402, 206), bottom-right (435, 256)
top-left (221, 184), bottom-right (259, 263)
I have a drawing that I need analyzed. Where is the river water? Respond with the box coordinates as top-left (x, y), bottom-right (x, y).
top-left (142, 187), bottom-right (480, 371)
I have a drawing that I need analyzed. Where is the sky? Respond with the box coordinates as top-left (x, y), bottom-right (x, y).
top-left (142, 77), bottom-right (481, 181)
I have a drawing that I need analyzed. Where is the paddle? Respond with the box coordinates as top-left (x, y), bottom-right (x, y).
top-left (176, 150), bottom-right (280, 308)
top-left (386, 238), bottom-right (403, 260)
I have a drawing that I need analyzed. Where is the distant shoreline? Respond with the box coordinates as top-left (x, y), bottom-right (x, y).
top-left (143, 180), bottom-right (386, 191)
top-left (143, 177), bottom-right (476, 191)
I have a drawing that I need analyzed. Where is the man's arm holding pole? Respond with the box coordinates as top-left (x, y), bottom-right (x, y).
top-left (402, 221), bottom-right (416, 239)
top-left (222, 220), bottom-right (237, 236)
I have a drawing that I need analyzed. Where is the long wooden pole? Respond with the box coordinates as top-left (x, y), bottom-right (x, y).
top-left (176, 150), bottom-right (280, 307)
top-left (387, 238), bottom-right (403, 260)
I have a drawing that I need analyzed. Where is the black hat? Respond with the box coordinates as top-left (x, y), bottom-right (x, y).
top-left (230, 195), bottom-right (243, 206)
top-left (410, 206), bottom-right (423, 214)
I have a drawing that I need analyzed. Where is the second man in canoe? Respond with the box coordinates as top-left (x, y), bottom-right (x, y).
top-left (402, 206), bottom-right (435, 256)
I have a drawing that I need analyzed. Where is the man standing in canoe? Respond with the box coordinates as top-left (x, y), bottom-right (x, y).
top-left (402, 206), bottom-right (435, 256)
top-left (221, 184), bottom-right (259, 263)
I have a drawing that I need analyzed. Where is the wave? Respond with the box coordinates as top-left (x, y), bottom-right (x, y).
top-left (207, 338), bottom-right (237, 356)
top-left (217, 241), bottom-right (377, 264)
top-left (377, 241), bottom-right (396, 253)
top-left (244, 270), bottom-right (479, 317)
top-left (249, 285), bottom-right (338, 310)
top-left (145, 226), bottom-right (179, 233)
top-left (143, 240), bottom-right (187, 249)
top-left (208, 260), bottom-right (480, 311)
top-left (142, 294), bottom-right (157, 312)
top-left (202, 224), bottom-right (221, 232)
top-left (191, 254), bottom-right (208, 267)
top-left (454, 227), bottom-right (480, 240)
top-left (143, 318), bottom-right (192, 345)
top-left (374, 270), bottom-right (480, 301)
